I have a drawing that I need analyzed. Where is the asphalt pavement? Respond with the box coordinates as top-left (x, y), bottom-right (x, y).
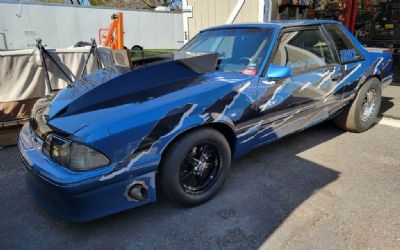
top-left (0, 83), bottom-right (399, 250)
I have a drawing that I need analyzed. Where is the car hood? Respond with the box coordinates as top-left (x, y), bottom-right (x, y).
top-left (47, 52), bottom-right (219, 120)
top-left (46, 53), bottom-right (253, 137)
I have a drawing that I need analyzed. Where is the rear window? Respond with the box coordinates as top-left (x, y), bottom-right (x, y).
top-left (325, 24), bottom-right (364, 64)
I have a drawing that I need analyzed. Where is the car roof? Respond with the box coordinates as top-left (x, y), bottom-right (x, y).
top-left (201, 20), bottom-right (340, 32)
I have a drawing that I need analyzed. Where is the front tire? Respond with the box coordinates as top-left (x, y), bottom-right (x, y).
top-left (160, 128), bottom-right (231, 207)
top-left (334, 78), bottom-right (382, 132)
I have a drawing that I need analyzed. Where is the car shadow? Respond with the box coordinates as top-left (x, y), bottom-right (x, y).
top-left (391, 81), bottom-right (400, 86)
top-left (0, 122), bottom-right (346, 249)
top-left (380, 96), bottom-right (395, 116)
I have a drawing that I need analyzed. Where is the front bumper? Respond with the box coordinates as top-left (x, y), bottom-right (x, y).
top-left (18, 124), bottom-right (157, 221)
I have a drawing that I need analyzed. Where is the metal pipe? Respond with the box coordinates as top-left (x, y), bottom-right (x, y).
top-left (126, 183), bottom-right (149, 201)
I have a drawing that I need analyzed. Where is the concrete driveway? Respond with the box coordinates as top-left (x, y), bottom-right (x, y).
top-left (0, 83), bottom-right (399, 250)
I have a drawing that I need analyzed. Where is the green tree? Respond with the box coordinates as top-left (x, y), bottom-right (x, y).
top-left (88, 0), bottom-right (152, 8)
top-left (30, 0), bottom-right (181, 9)
top-left (87, 0), bottom-right (181, 9)
top-left (142, 0), bottom-right (181, 8)
top-left (30, 0), bottom-right (84, 4)
top-left (33, 0), bottom-right (68, 3)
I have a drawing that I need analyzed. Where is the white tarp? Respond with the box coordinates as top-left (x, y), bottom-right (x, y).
top-left (0, 46), bottom-right (113, 122)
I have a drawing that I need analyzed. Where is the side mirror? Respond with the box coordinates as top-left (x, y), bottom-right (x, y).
top-left (266, 64), bottom-right (292, 79)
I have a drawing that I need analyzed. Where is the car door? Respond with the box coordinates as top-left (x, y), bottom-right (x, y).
top-left (323, 23), bottom-right (367, 98)
top-left (252, 25), bottom-right (342, 146)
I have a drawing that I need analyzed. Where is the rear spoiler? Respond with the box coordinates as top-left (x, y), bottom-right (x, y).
top-left (364, 47), bottom-right (393, 54)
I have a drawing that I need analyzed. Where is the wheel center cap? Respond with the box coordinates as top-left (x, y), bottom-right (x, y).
top-left (194, 162), bottom-right (208, 175)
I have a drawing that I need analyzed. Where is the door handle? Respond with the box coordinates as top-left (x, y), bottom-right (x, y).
top-left (331, 72), bottom-right (341, 81)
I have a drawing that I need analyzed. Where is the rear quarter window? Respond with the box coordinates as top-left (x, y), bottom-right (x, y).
top-left (325, 24), bottom-right (364, 64)
top-left (271, 28), bottom-right (333, 73)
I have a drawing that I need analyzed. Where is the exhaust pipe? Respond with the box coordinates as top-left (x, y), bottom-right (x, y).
top-left (126, 182), bottom-right (149, 201)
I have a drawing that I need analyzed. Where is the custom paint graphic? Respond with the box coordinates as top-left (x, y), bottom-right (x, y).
top-left (100, 103), bottom-right (198, 181)
top-left (19, 21), bottom-right (393, 221)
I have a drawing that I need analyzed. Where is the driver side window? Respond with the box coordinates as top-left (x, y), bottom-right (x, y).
top-left (272, 28), bottom-right (333, 73)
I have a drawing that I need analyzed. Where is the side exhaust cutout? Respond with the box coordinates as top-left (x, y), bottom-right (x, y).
top-left (126, 182), bottom-right (149, 201)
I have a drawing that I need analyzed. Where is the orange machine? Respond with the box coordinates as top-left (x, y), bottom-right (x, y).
top-left (99, 12), bottom-right (124, 49)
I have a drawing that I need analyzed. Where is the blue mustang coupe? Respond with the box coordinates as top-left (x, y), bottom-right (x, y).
top-left (19, 20), bottom-right (393, 221)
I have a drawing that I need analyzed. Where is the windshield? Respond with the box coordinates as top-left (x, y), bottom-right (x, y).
top-left (181, 28), bottom-right (274, 74)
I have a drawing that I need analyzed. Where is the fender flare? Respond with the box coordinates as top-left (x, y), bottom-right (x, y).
top-left (159, 120), bottom-right (237, 159)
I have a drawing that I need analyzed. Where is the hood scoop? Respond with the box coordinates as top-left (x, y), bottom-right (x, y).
top-left (47, 52), bottom-right (219, 119)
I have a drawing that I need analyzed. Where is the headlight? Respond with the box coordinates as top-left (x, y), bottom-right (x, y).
top-left (43, 133), bottom-right (110, 171)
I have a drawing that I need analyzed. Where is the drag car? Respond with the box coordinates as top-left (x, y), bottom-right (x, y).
top-left (19, 20), bottom-right (393, 221)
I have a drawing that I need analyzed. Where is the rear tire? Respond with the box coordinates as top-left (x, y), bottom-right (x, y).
top-left (160, 128), bottom-right (231, 207)
top-left (334, 78), bottom-right (382, 132)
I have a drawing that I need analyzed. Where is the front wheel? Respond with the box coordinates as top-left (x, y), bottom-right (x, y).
top-left (334, 78), bottom-right (382, 132)
top-left (159, 128), bottom-right (231, 207)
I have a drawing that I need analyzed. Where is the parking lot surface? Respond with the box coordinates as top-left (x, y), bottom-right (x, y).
top-left (0, 84), bottom-right (399, 250)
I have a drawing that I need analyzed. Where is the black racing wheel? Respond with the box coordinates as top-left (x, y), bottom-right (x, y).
top-left (159, 128), bottom-right (231, 206)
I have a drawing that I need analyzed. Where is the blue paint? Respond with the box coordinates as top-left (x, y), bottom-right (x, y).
top-left (266, 64), bottom-right (292, 79)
